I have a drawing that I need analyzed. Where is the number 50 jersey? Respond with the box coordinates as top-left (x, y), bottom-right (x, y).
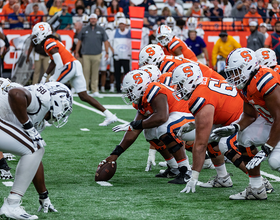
top-left (188, 77), bottom-right (243, 126)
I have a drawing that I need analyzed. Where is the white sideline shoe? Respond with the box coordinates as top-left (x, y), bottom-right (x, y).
top-left (0, 169), bottom-right (13, 179)
top-left (99, 114), bottom-right (118, 126)
top-left (200, 173), bottom-right (233, 188)
top-left (229, 184), bottom-right (267, 200)
top-left (0, 198), bottom-right (38, 219)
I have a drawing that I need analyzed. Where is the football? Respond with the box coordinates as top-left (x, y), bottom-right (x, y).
top-left (95, 161), bottom-right (117, 181)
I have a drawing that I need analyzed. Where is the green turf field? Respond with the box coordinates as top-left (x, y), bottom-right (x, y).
top-left (1, 95), bottom-right (280, 220)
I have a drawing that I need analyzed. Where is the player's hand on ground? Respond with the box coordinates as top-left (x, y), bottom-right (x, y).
top-left (145, 149), bottom-right (156, 171)
top-left (180, 177), bottom-right (198, 193)
top-left (38, 197), bottom-right (58, 213)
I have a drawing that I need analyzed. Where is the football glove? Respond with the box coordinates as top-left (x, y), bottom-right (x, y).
top-left (246, 144), bottom-right (273, 170)
top-left (145, 149), bottom-right (156, 172)
top-left (180, 170), bottom-right (199, 193)
top-left (24, 126), bottom-right (46, 149)
top-left (177, 121), bottom-right (195, 137)
top-left (38, 197), bottom-right (58, 213)
top-left (112, 123), bottom-right (133, 132)
top-left (210, 124), bottom-right (240, 141)
top-left (40, 73), bottom-right (48, 84)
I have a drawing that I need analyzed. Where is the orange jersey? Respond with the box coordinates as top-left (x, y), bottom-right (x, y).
top-left (188, 77), bottom-right (243, 126)
top-left (133, 82), bottom-right (190, 117)
top-left (43, 37), bottom-right (76, 65)
top-left (238, 67), bottom-right (280, 123)
top-left (273, 65), bottom-right (280, 75)
top-left (157, 72), bottom-right (173, 87)
top-left (159, 37), bottom-right (197, 61)
top-left (159, 55), bottom-right (225, 80)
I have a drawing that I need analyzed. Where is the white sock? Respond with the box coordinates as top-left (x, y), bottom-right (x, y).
top-left (215, 163), bottom-right (227, 177)
top-left (7, 193), bottom-right (21, 206)
top-left (103, 110), bottom-right (113, 118)
top-left (166, 157), bottom-right (178, 169)
top-left (110, 83), bottom-right (114, 89)
top-left (101, 86), bottom-right (105, 90)
top-left (249, 176), bottom-right (262, 188)
top-left (177, 157), bottom-right (191, 170)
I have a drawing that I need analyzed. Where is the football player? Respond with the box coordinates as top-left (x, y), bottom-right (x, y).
top-left (255, 48), bottom-right (280, 75)
top-left (0, 81), bottom-right (72, 219)
top-left (185, 17), bottom-right (205, 39)
top-left (156, 25), bottom-right (197, 61)
top-left (31, 22), bottom-right (118, 126)
top-left (211, 48), bottom-right (280, 199)
top-left (101, 70), bottom-right (196, 184)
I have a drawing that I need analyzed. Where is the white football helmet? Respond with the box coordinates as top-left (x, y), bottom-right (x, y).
top-left (139, 64), bottom-right (162, 82)
top-left (187, 17), bottom-right (198, 30)
top-left (172, 63), bottom-right (203, 101)
top-left (139, 44), bottom-right (165, 67)
top-left (255, 48), bottom-right (277, 68)
top-left (45, 82), bottom-right (73, 128)
top-left (121, 70), bottom-right (151, 105)
top-left (225, 48), bottom-right (259, 89)
top-left (165, 16), bottom-right (176, 30)
top-left (32, 22), bottom-right (52, 45)
top-left (126, 18), bottom-right (130, 27)
top-left (114, 12), bottom-right (125, 21)
top-left (156, 25), bottom-right (173, 46)
top-left (97, 17), bottom-right (108, 28)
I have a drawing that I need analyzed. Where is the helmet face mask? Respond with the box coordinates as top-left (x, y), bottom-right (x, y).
top-left (187, 17), bottom-right (198, 30)
top-left (32, 22), bottom-right (52, 45)
top-left (156, 25), bottom-right (173, 46)
top-left (121, 70), bottom-right (151, 105)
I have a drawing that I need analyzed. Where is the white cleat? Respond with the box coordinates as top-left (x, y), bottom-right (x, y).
top-left (200, 173), bottom-right (233, 188)
top-left (202, 158), bottom-right (215, 169)
top-left (229, 184), bottom-right (267, 200)
top-left (262, 177), bottom-right (274, 193)
top-left (3, 153), bottom-right (16, 161)
top-left (99, 114), bottom-right (118, 126)
top-left (0, 169), bottom-right (13, 179)
top-left (0, 198), bottom-right (38, 219)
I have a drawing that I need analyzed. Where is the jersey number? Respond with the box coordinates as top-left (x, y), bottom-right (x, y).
top-left (208, 80), bottom-right (237, 97)
top-left (37, 86), bottom-right (47, 94)
top-left (253, 104), bottom-right (273, 123)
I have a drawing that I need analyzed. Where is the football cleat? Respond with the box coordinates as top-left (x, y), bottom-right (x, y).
top-left (262, 177), bottom-right (274, 194)
top-left (3, 153), bottom-right (16, 161)
top-left (155, 165), bottom-right (179, 178)
top-left (0, 198), bottom-right (38, 219)
top-left (168, 166), bottom-right (191, 184)
top-left (0, 169), bottom-right (13, 180)
top-left (202, 158), bottom-right (215, 169)
top-left (229, 184), bottom-right (267, 200)
top-left (99, 114), bottom-right (118, 126)
top-left (200, 173), bottom-right (233, 188)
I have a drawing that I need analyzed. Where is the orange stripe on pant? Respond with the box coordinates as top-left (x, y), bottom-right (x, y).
top-left (57, 62), bottom-right (72, 82)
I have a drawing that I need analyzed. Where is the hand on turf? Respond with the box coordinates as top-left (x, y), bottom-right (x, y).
top-left (180, 177), bottom-right (198, 193)
top-left (112, 123), bottom-right (133, 132)
top-left (246, 150), bottom-right (267, 170)
top-left (145, 149), bottom-right (156, 171)
top-left (177, 121), bottom-right (195, 137)
top-left (38, 197), bottom-right (58, 213)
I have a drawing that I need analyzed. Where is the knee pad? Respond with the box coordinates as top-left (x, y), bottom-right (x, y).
top-left (185, 142), bottom-right (193, 152)
top-left (239, 145), bottom-right (256, 158)
top-left (149, 139), bottom-right (166, 151)
top-left (207, 142), bottom-right (221, 158)
top-left (168, 143), bottom-right (183, 154)
top-left (225, 149), bottom-right (242, 167)
top-left (160, 133), bottom-right (176, 146)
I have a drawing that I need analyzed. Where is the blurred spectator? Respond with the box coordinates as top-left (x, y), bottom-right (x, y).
top-left (144, 5), bottom-right (158, 29)
top-left (186, 17), bottom-right (204, 38)
top-left (20, 0), bottom-right (29, 14)
top-left (246, 21), bottom-right (265, 51)
top-left (176, 19), bottom-right (188, 41)
top-left (72, 5), bottom-right (87, 23)
top-left (260, 22), bottom-right (268, 38)
top-left (119, 0), bottom-right (129, 9)
top-left (28, 3), bottom-right (46, 27)
top-left (8, 3), bottom-right (25, 29)
top-left (112, 17), bottom-right (131, 93)
top-left (231, 0), bottom-right (250, 21)
top-left (63, 0), bottom-right (77, 13)
top-left (186, 0), bottom-right (203, 20)
top-left (165, 16), bottom-right (181, 37)
top-left (71, 0), bottom-right (86, 15)
top-left (164, 0), bottom-right (183, 17)
top-left (2, 0), bottom-right (16, 20)
top-left (257, 0), bottom-right (267, 22)
top-left (75, 13), bottom-right (109, 96)
top-left (264, 21), bottom-right (280, 64)
top-left (266, 0), bottom-right (279, 24)
top-left (91, 0), bottom-right (107, 16)
top-left (72, 21), bottom-right (84, 63)
top-left (185, 30), bottom-right (209, 66)
top-left (208, 0), bottom-right (223, 21)
top-left (149, 24), bottom-right (158, 44)
top-left (25, 0), bottom-right (48, 16)
top-left (157, 7), bottom-right (172, 25)
top-left (93, 7), bottom-right (103, 16)
top-left (243, 4), bottom-right (263, 31)
top-left (58, 3), bottom-right (73, 30)
top-left (49, 0), bottom-right (63, 16)
top-left (107, 0), bottom-right (123, 22)
top-left (138, 0), bottom-right (156, 12)
top-left (212, 31), bottom-right (241, 75)
top-left (219, 0), bottom-right (232, 17)
top-left (200, 0), bottom-right (212, 10)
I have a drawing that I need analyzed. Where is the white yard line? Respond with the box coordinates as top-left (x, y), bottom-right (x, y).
top-left (260, 171), bottom-right (280, 182)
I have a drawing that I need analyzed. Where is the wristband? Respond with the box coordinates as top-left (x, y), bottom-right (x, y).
top-left (130, 120), bottom-right (143, 130)
top-left (261, 143), bottom-right (273, 156)
top-left (43, 73), bottom-right (48, 78)
top-left (22, 119), bottom-right (33, 129)
top-left (110, 145), bottom-right (124, 156)
top-left (39, 190), bottom-right (49, 199)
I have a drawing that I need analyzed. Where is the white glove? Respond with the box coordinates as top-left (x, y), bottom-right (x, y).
top-left (112, 123), bottom-right (133, 132)
top-left (48, 75), bottom-right (56, 82)
top-left (246, 150), bottom-right (267, 170)
top-left (210, 124), bottom-right (240, 141)
top-left (24, 126), bottom-right (46, 148)
top-left (177, 121), bottom-right (195, 137)
top-left (180, 170), bottom-right (199, 193)
top-left (38, 197), bottom-right (58, 213)
top-left (40, 73), bottom-right (48, 84)
top-left (145, 149), bottom-right (156, 171)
